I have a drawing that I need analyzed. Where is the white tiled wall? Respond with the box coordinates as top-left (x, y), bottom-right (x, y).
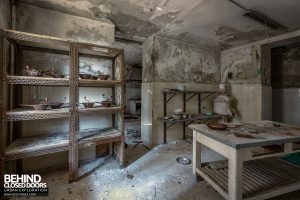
top-left (141, 82), bottom-right (152, 144)
top-left (228, 84), bottom-right (262, 122)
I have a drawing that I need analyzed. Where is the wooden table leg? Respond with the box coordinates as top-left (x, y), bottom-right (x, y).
top-left (228, 149), bottom-right (243, 200)
top-left (193, 131), bottom-right (203, 181)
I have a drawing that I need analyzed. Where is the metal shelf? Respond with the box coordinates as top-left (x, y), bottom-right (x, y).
top-left (5, 127), bottom-right (122, 161)
top-left (78, 106), bottom-right (122, 114)
top-left (78, 128), bottom-right (122, 148)
top-left (1, 29), bottom-right (125, 183)
top-left (162, 90), bottom-right (217, 143)
top-left (197, 158), bottom-right (300, 199)
top-left (6, 76), bottom-right (69, 86)
top-left (78, 79), bottom-right (122, 87)
top-left (6, 108), bottom-right (70, 121)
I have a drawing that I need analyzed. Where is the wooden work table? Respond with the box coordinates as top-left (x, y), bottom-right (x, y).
top-left (189, 121), bottom-right (300, 200)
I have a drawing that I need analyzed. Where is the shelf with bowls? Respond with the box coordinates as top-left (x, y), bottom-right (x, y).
top-left (0, 29), bottom-right (125, 182)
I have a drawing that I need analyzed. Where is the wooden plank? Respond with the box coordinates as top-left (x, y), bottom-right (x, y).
top-left (198, 158), bottom-right (300, 199)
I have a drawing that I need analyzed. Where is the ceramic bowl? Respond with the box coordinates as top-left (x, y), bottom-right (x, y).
top-left (98, 74), bottom-right (110, 80)
top-left (171, 113), bottom-right (182, 120)
top-left (90, 75), bottom-right (98, 80)
top-left (79, 74), bottom-right (91, 79)
top-left (101, 101), bottom-right (112, 107)
top-left (48, 102), bottom-right (64, 109)
top-left (32, 104), bottom-right (48, 110)
top-left (82, 102), bottom-right (95, 108)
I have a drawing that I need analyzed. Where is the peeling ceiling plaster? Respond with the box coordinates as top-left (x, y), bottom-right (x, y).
top-left (18, 0), bottom-right (300, 49)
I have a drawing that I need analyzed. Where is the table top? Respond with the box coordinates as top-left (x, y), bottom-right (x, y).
top-left (189, 121), bottom-right (300, 149)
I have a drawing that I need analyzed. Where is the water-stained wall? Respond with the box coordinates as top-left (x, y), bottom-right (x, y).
top-left (142, 35), bottom-right (220, 144)
top-left (0, 0), bottom-right (11, 29)
top-left (16, 3), bottom-right (115, 45)
top-left (143, 36), bottom-right (220, 83)
top-left (221, 44), bottom-right (267, 122)
top-left (221, 44), bottom-right (262, 84)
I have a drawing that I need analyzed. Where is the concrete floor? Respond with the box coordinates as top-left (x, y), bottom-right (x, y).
top-left (12, 140), bottom-right (300, 200)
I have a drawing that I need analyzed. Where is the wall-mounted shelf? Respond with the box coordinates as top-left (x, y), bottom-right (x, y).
top-left (0, 29), bottom-right (125, 184)
top-left (160, 90), bottom-right (218, 143)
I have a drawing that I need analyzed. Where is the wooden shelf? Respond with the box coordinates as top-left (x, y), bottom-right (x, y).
top-left (6, 75), bottom-right (69, 86)
top-left (6, 108), bottom-right (70, 121)
top-left (79, 106), bottom-right (122, 114)
top-left (5, 128), bottom-right (121, 161)
top-left (78, 79), bottom-right (122, 87)
top-left (197, 158), bottom-right (300, 199)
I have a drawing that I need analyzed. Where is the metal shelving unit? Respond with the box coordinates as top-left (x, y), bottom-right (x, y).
top-left (0, 29), bottom-right (125, 184)
top-left (160, 90), bottom-right (218, 143)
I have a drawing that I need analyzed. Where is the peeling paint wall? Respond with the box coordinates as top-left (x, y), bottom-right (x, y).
top-left (0, 0), bottom-right (11, 29)
top-left (221, 44), bottom-right (262, 84)
top-left (144, 36), bottom-right (220, 83)
top-left (221, 44), bottom-right (264, 122)
top-left (16, 3), bottom-right (115, 45)
top-left (142, 35), bottom-right (220, 144)
top-left (114, 41), bottom-right (142, 113)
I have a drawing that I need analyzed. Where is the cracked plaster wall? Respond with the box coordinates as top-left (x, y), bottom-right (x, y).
top-left (143, 36), bottom-right (220, 83)
top-left (16, 3), bottom-right (115, 45)
top-left (220, 37), bottom-right (278, 122)
top-left (142, 35), bottom-right (220, 144)
top-left (0, 0), bottom-right (11, 29)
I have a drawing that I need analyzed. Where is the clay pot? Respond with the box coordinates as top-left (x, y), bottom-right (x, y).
top-left (98, 73), bottom-right (110, 80)
top-left (101, 101), bottom-right (112, 107)
top-left (90, 75), bottom-right (98, 80)
top-left (48, 67), bottom-right (64, 78)
top-left (79, 74), bottom-right (91, 79)
top-left (32, 104), bottom-right (48, 110)
top-left (48, 102), bottom-right (64, 109)
top-left (82, 102), bottom-right (95, 108)
top-left (25, 65), bottom-right (43, 77)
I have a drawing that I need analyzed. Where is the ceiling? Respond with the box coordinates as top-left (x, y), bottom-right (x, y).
top-left (18, 0), bottom-right (300, 49)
